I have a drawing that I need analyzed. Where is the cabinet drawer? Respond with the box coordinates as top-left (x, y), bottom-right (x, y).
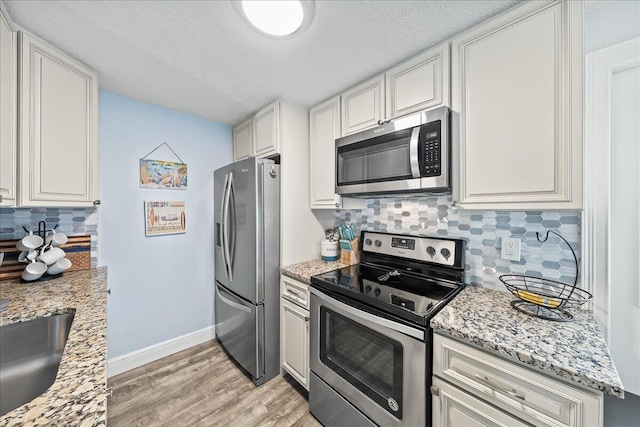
top-left (433, 334), bottom-right (603, 427)
top-left (281, 275), bottom-right (310, 310)
top-left (432, 376), bottom-right (529, 427)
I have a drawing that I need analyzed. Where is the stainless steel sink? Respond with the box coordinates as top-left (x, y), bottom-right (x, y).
top-left (0, 312), bottom-right (75, 416)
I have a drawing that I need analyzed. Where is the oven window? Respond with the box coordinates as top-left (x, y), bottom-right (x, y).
top-left (319, 307), bottom-right (404, 419)
top-left (337, 129), bottom-right (413, 186)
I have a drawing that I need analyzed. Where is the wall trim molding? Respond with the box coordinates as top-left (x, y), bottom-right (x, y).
top-left (107, 325), bottom-right (216, 378)
top-left (584, 36), bottom-right (640, 338)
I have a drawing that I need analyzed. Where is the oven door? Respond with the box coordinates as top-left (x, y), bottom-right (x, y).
top-left (310, 287), bottom-right (426, 427)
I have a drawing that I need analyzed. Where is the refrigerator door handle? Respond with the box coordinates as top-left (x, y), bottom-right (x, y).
top-left (216, 283), bottom-right (252, 313)
top-left (223, 172), bottom-right (233, 281)
top-left (228, 174), bottom-right (236, 274)
top-left (220, 173), bottom-right (229, 278)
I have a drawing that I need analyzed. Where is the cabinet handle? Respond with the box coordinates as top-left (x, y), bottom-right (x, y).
top-left (430, 385), bottom-right (439, 396)
top-left (287, 289), bottom-right (300, 297)
top-left (107, 289), bottom-right (111, 295)
top-left (93, 200), bottom-right (101, 206)
top-left (474, 374), bottom-right (525, 400)
top-left (105, 386), bottom-right (113, 397)
top-left (304, 316), bottom-right (310, 322)
top-left (377, 119), bottom-right (383, 125)
top-left (335, 202), bottom-right (340, 208)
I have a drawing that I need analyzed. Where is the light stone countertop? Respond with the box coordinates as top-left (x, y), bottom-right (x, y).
top-left (280, 259), bottom-right (347, 284)
top-left (0, 267), bottom-right (108, 426)
top-left (431, 285), bottom-right (624, 397)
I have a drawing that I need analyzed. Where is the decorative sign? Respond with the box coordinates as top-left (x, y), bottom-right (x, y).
top-left (144, 201), bottom-right (186, 236)
top-left (140, 159), bottom-right (187, 190)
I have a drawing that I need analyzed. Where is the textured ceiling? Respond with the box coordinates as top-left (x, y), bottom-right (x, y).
top-left (4, 0), bottom-right (521, 125)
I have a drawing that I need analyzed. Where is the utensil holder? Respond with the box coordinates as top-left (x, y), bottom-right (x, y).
top-left (340, 238), bottom-right (360, 265)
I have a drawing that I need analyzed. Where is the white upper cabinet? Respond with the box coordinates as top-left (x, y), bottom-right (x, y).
top-left (309, 97), bottom-right (367, 210)
top-left (253, 100), bottom-right (280, 158)
top-left (233, 118), bottom-right (252, 161)
top-left (310, 97), bottom-right (340, 209)
top-left (386, 42), bottom-right (450, 120)
top-left (340, 75), bottom-right (385, 136)
top-left (451, 0), bottom-right (583, 209)
top-left (19, 32), bottom-right (99, 207)
top-left (340, 42), bottom-right (450, 137)
top-left (0, 4), bottom-right (16, 206)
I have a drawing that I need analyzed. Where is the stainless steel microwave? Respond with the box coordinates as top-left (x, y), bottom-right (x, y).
top-left (335, 106), bottom-right (450, 197)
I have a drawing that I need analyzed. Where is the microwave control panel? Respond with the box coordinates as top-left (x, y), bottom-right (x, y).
top-left (420, 120), bottom-right (441, 177)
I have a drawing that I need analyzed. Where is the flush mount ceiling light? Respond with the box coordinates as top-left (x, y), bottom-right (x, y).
top-left (232, 0), bottom-right (315, 38)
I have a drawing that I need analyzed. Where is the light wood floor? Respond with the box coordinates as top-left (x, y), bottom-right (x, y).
top-left (107, 340), bottom-right (322, 427)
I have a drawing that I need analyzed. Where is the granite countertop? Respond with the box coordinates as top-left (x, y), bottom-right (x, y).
top-left (431, 285), bottom-right (624, 397)
top-left (0, 267), bottom-right (108, 426)
top-left (280, 259), bottom-right (347, 284)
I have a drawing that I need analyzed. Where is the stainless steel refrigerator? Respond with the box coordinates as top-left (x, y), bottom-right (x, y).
top-left (214, 157), bottom-right (280, 386)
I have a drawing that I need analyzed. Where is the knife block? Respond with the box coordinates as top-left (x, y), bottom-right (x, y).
top-left (340, 238), bottom-right (360, 265)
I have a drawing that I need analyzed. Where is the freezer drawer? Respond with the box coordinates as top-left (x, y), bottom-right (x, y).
top-left (215, 282), bottom-right (264, 381)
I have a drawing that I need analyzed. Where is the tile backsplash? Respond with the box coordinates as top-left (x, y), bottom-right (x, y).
top-left (335, 196), bottom-right (581, 291)
top-left (0, 208), bottom-right (98, 267)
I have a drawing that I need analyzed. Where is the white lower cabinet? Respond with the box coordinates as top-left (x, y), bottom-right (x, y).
top-left (432, 334), bottom-right (604, 427)
top-left (280, 275), bottom-right (310, 390)
top-left (432, 376), bottom-right (529, 427)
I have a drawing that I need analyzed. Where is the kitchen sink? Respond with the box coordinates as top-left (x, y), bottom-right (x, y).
top-left (0, 312), bottom-right (75, 416)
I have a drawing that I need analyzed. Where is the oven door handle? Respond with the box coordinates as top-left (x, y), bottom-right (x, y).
top-left (310, 287), bottom-right (425, 341)
top-left (409, 126), bottom-right (421, 179)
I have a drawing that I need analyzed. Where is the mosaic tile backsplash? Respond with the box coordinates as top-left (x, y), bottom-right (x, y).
top-left (335, 196), bottom-right (581, 291)
top-left (0, 208), bottom-right (98, 267)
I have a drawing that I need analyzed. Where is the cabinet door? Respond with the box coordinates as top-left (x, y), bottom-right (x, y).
top-left (0, 5), bottom-right (16, 206)
top-left (233, 118), bottom-right (253, 161)
top-left (341, 75), bottom-right (384, 136)
top-left (452, 0), bottom-right (582, 209)
top-left (386, 42), bottom-right (450, 120)
top-left (19, 32), bottom-right (99, 207)
top-left (310, 97), bottom-right (340, 209)
top-left (432, 377), bottom-right (530, 427)
top-left (253, 100), bottom-right (280, 158)
top-left (281, 298), bottom-right (309, 390)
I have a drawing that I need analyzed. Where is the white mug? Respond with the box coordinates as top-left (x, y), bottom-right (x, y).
top-left (16, 232), bottom-right (44, 252)
top-left (37, 247), bottom-right (66, 266)
top-left (18, 250), bottom-right (38, 263)
top-left (45, 230), bottom-right (68, 247)
top-left (46, 257), bottom-right (72, 275)
top-left (22, 261), bottom-right (47, 281)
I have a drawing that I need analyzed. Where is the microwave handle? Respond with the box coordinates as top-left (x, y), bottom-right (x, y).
top-left (409, 127), bottom-right (421, 178)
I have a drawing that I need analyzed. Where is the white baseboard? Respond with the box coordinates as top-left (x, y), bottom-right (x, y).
top-left (107, 325), bottom-right (216, 378)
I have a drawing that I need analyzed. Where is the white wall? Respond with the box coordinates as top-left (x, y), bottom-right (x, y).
top-left (99, 92), bottom-right (232, 359)
top-left (585, 0), bottom-right (640, 53)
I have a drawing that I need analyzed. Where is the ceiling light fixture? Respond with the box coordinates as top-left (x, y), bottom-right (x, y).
top-left (232, 0), bottom-right (315, 38)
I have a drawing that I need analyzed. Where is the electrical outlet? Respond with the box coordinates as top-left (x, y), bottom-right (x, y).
top-left (501, 237), bottom-right (521, 261)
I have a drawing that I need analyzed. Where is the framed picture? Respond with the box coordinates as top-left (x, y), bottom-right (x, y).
top-left (140, 159), bottom-right (187, 190)
top-left (144, 201), bottom-right (186, 236)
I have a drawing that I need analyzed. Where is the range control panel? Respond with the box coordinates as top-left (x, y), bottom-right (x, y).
top-left (362, 231), bottom-right (463, 268)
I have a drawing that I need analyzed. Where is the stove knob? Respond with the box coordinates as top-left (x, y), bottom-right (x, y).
top-left (365, 238), bottom-right (372, 246)
top-left (374, 240), bottom-right (382, 247)
top-left (441, 248), bottom-right (451, 260)
top-left (426, 246), bottom-right (436, 257)
top-left (365, 285), bottom-right (372, 294)
top-left (374, 288), bottom-right (381, 297)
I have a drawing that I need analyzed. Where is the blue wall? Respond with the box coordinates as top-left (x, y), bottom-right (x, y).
top-left (99, 92), bottom-right (232, 359)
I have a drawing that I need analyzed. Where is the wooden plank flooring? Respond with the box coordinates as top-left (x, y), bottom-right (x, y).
top-left (107, 340), bottom-right (322, 427)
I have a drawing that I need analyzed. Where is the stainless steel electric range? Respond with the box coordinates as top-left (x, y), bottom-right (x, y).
top-left (309, 231), bottom-right (466, 427)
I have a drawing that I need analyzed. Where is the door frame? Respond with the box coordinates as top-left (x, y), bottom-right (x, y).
top-left (583, 37), bottom-right (640, 339)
